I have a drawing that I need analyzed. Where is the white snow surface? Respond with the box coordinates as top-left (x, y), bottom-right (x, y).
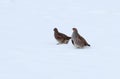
top-left (0, 0), bottom-right (120, 79)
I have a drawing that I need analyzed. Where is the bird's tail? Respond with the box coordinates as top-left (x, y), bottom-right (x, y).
top-left (85, 42), bottom-right (90, 46)
top-left (87, 44), bottom-right (90, 46)
top-left (67, 37), bottom-right (71, 39)
top-left (69, 37), bottom-right (71, 39)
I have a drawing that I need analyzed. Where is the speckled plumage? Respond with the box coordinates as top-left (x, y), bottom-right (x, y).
top-left (54, 28), bottom-right (71, 45)
top-left (71, 28), bottom-right (90, 48)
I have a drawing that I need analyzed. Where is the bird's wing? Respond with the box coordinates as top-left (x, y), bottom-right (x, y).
top-left (55, 34), bottom-right (63, 39)
top-left (77, 34), bottom-right (89, 46)
top-left (75, 36), bottom-right (83, 45)
top-left (59, 33), bottom-right (69, 38)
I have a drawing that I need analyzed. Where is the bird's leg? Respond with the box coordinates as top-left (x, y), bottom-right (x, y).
top-left (66, 40), bottom-right (69, 44)
top-left (57, 43), bottom-right (62, 45)
top-left (57, 43), bottom-right (60, 45)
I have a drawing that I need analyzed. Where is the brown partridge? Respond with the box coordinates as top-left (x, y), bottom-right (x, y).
top-left (71, 28), bottom-right (90, 48)
top-left (53, 28), bottom-right (71, 45)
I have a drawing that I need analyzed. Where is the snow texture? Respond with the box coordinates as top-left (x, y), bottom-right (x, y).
top-left (0, 0), bottom-right (120, 79)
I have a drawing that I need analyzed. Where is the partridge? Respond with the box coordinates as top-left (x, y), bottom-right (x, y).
top-left (71, 28), bottom-right (90, 48)
top-left (53, 28), bottom-right (71, 45)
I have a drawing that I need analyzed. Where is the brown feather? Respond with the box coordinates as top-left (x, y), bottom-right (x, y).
top-left (71, 28), bottom-right (90, 48)
top-left (54, 28), bottom-right (71, 44)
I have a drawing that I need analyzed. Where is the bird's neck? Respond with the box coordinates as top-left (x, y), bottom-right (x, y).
top-left (55, 30), bottom-right (59, 33)
top-left (72, 31), bottom-right (78, 38)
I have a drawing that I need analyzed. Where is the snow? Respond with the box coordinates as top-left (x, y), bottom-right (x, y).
top-left (0, 0), bottom-right (120, 79)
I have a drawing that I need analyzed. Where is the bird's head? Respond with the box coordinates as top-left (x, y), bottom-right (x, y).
top-left (72, 28), bottom-right (78, 32)
top-left (53, 28), bottom-right (58, 32)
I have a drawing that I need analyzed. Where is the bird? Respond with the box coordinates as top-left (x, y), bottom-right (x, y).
top-left (71, 28), bottom-right (90, 48)
top-left (53, 28), bottom-right (71, 45)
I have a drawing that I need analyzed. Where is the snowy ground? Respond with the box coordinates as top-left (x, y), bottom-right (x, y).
top-left (0, 0), bottom-right (120, 79)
